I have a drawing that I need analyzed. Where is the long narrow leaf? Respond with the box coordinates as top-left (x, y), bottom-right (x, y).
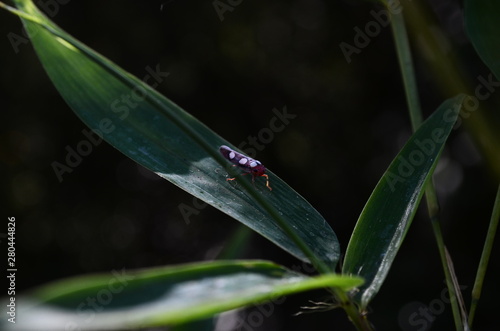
top-left (343, 95), bottom-right (465, 308)
top-left (3, 260), bottom-right (363, 330)
top-left (9, 0), bottom-right (339, 268)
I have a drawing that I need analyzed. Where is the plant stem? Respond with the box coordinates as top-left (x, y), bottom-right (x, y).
top-left (0, 1), bottom-right (43, 24)
top-left (427, 192), bottom-right (465, 330)
top-left (469, 183), bottom-right (500, 327)
top-left (335, 289), bottom-right (373, 331)
top-left (216, 225), bottom-right (253, 260)
top-left (389, 8), bottom-right (465, 331)
top-left (387, 3), bottom-right (422, 131)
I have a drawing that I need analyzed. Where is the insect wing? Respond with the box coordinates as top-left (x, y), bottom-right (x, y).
top-left (219, 145), bottom-right (239, 164)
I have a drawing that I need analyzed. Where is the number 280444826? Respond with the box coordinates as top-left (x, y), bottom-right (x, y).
top-left (219, 145), bottom-right (272, 191)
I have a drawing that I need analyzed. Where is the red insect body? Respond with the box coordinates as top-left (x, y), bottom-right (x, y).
top-left (219, 145), bottom-right (272, 191)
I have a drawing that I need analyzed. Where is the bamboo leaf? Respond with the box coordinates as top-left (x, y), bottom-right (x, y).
top-left (4, 261), bottom-right (363, 330)
top-left (342, 95), bottom-right (465, 308)
top-left (8, 0), bottom-right (340, 268)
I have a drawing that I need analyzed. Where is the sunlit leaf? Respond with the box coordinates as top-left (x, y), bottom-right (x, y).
top-left (9, 0), bottom-right (339, 268)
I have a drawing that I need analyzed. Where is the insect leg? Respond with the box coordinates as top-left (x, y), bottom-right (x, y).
top-left (226, 172), bottom-right (249, 182)
top-left (261, 174), bottom-right (272, 191)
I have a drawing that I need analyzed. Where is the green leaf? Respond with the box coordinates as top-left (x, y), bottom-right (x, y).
top-left (9, 1), bottom-right (339, 268)
top-left (465, 1), bottom-right (500, 80)
top-left (342, 95), bottom-right (465, 308)
top-left (5, 260), bottom-right (363, 329)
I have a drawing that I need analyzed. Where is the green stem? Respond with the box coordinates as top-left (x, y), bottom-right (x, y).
top-left (427, 190), bottom-right (465, 330)
top-left (389, 8), bottom-right (464, 331)
top-left (0, 1), bottom-right (43, 23)
top-left (335, 289), bottom-right (373, 331)
top-left (389, 6), bottom-right (422, 131)
top-left (469, 183), bottom-right (500, 327)
top-left (216, 225), bottom-right (253, 260)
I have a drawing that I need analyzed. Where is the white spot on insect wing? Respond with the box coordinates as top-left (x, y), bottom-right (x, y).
top-left (249, 161), bottom-right (258, 168)
top-left (239, 158), bottom-right (248, 165)
top-left (229, 151), bottom-right (235, 159)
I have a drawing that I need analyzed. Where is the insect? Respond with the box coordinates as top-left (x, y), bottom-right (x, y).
top-left (219, 145), bottom-right (272, 191)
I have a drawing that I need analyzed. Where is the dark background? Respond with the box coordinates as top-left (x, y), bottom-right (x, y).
top-left (1, 0), bottom-right (499, 330)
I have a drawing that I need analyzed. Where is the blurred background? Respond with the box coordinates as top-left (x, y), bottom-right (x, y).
top-left (1, 0), bottom-right (499, 330)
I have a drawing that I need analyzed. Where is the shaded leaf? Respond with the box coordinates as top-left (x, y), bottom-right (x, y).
top-left (5, 260), bottom-right (363, 330)
top-left (465, 1), bottom-right (500, 80)
top-left (342, 95), bottom-right (465, 308)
